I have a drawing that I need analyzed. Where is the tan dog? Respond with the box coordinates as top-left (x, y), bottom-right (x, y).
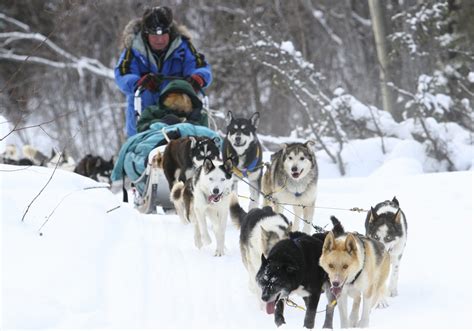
top-left (319, 225), bottom-right (390, 328)
top-left (163, 92), bottom-right (193, 115)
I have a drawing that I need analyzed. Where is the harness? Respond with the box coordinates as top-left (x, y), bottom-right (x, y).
top-left (349, 236), bottom-right (366, 285)
top-left (226, 144), bottom-right (261, 178)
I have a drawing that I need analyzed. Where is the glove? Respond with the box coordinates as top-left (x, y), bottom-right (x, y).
top-left (136, 73), bottom-right (161, 92)
top-left (187, 74), bottom-right (205, 92)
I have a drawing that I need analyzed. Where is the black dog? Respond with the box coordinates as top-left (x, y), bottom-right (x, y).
top-left (222, 111), bottom-right (263, 209)
top-left (74, 154), bottom-right (114, 183)
top-left (162, 136), bottom-right (220, 190)
top-left (256, 218), bottom-right (345, 329)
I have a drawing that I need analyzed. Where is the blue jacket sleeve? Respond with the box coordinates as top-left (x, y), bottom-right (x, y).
top-left (114, 48), bottom-right (142, 95)
top-left (181, 40), bottom-right (213, 88)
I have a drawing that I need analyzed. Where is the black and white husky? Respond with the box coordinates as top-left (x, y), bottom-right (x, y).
top-left (262, 141), bottom-right (318, 234)
top-left (365, 196), bottom-right (407, 297)
top-left (170, 158), bottom-right (234, 256)
top-left (222, 111), bottom-right (263, 209)
top-left (229, 195), bottom-right (290, 305)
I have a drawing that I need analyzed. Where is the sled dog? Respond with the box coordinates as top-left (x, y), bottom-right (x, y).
top-left (223, 111), bottom-right (263, 209)
top-left (22, 145), bottom-right (48, 165)
top-left (262, 141), bottom-right (318, 234)
top-left (255, 217), bottom-right (344, 328)
top-left (74, 154), bottom-right (114, 183)
top-left (170, 158), bottom-right (233, 256)
top-left (229, 194), bottom-right (290, 304)
top-left (365, 196), bottom-right (407, 297)
top-left (319, 216), bottom-right (390, 328)
top-left (46, 148), bottom-right (76, 171)
top-left (0, 144), bottom-right (34, 165)
top-left (163, 136), bottom-right (220, 190)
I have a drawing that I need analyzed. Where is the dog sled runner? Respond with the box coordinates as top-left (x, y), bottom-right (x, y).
top-left (111, 79), bottom-right (220, 214)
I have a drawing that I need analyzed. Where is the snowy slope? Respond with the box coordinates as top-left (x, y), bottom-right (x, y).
top-left (1, 160), bottom-right (472, 329)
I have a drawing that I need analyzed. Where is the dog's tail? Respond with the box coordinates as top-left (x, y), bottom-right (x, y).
top-left (330, 216), bottom-right (345, 237)
top-left (229, 193), bottom-right (247, 229)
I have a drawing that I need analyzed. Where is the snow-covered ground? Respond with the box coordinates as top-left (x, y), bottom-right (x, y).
top-left (1, 148), bottom-right (472, 328)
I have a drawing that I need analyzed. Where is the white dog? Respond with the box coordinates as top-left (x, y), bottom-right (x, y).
top-left (170, 158), bottom-right (234, 256)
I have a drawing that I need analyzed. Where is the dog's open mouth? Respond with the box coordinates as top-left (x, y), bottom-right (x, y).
top-left (291, 169), bottom-right (303, 179)
top-left (330, 284), bottom-right (344, 298)
top-left (265, 294), bottom-right (281, 315)
top-left (208, 193), bottom-right (223, 203)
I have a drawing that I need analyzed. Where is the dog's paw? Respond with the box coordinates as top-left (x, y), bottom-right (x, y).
top-left (357, 319), bottom-right (370, 328)
top-left (303, 318), bottom-right (315, 329)
top-left (214, 249), bottom-right (224, 257)
top-left (194, 237), bottom-right (203, 249)
top-left (376, 298), bottom-right (389, 309)
top-left (275, 315), bottom-right (286, 327)
top-left (349, 316), bottom-right (358, 328)
top-left (389, 287), bottom-right (398, 297)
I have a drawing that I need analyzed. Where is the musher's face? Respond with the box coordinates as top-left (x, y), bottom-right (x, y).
top-left (148, 33), bottom-right (170, 51)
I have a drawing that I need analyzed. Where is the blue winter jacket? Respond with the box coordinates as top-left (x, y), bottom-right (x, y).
top-left (115, 21), bottom-right (212, 137)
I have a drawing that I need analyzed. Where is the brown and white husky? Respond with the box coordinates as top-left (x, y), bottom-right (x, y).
top-left (319, 217), bottom-right (390, 328)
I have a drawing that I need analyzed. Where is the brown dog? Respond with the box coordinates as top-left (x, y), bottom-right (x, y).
top-left (162, 136), bottom-right (220, 190)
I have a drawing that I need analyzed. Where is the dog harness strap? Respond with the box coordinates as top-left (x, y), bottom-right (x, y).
top-left (349, 236), bottom-right (366, 285)
top-left (229, 144), bottom-right (261, 178)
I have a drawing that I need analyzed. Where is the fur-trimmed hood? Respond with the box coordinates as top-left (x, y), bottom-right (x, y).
top-left (120, 18), bottom-right (192, 49)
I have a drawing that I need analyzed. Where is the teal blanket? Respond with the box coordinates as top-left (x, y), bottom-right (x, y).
top-left (112, 122), bottom-right (222, 193)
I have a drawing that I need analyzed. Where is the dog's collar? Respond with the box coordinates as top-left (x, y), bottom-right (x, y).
top-left (349, 236), bottom-right (366, 285)
top-left (227, 144), bottom-right (261, 178)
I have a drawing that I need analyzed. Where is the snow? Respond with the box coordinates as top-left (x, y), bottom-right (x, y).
top-left (468, 72), bottom-right (474, 83)
top-left (1, 141), bottom-right (472, 328)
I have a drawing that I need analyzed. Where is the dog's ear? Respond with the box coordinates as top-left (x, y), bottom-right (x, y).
top-left (305, 140), bottom-right (315, 148)
top-left (369, 207), bottom-right (377, 222)
top-left (323, 231), bottom-right (335, 252)
top-left (392, 196), bottom-right (399, 207)
top-left (393, 209), bottom-right (402, 224)
top-left (345, 234), bottom-right (358, 255)
top-left (250, 112), bottom-right (260, 129)
top-left (189, 136), bottom-right (197, 149)
top-left (203, 158), bottom-right (215, 173)
top-left (225, 111), bottom-right (234, 126)
top-left (95, 157), bottom-right (102, 168)
top-left (279, 143), bottom-right (288, 154)
top-left (261, 254), bottom-right (267, 266)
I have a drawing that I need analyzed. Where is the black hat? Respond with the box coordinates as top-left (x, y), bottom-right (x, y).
top-left (142, 6), bottom-right (173, 35)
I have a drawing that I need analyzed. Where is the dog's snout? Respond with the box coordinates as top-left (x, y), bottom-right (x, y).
top-left (235, 136), bottom-right (241, 143)
top-left (291, 166), bottom-right (298, 172)
top-left (332, 281), bottom-right (340, 288)
top-left (212, 187), bottom-right (220, 195)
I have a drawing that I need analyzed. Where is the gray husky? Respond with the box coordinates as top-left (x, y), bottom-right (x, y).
top-left (365, 196), bottom-right (407, 297)
top-left (262, 141), bottom-right (318, 234)
top-left (229, 194), bottom-right (290, 306)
